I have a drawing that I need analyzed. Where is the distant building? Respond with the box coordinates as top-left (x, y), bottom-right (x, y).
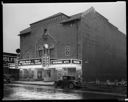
top-left (18, 7), bottom-right (126, 82)
top-left (3, 52), bottom-right (19, 80)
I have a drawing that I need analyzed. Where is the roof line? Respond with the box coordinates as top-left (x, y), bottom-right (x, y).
top-left (18, 32), bottom-right (31, 36)
top-left (30, 12), bottom-right (69, 25)
top-left (18, 27), bottom-right (31, 36)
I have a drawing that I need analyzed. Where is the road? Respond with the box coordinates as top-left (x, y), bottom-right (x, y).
top-left (3, 84), bottom-right (126, 100)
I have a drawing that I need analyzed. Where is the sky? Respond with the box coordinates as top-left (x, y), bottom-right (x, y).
top-left (3, 2), bottom-right (126, 53)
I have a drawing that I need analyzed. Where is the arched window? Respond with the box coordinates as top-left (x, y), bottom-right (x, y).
top-left (43, 28), bottom-right (48, 40)
top-left (44, 29), bottom-right (47, 35)
top-left (39, 50), bottom-right (42, 57)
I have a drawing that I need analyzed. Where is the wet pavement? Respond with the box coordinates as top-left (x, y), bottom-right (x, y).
top-left (3, 84), bottom-right (126, 100)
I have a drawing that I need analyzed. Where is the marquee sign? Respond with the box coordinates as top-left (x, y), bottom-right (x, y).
top-left (50, 60), bottom-right (71, 64)
top-left (18, 59), bottom-right (41, 66)
top-left (18, 59), bottom-right (81, 66)
top-left (50, 60), bottom-right (81, 64)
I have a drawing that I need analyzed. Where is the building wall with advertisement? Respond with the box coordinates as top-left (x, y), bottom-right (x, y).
top-left (18, 7), bottom-right (126, 82)
top-left (3, 52), bottom-right (19, 80)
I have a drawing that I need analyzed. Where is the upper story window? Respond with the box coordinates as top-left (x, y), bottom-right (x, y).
top-left (39, 50), bottom-right (42, 57)
top-left (44, 29), bottom-right (47, 35)
top-left (43, 28), bottom-right (48, 40)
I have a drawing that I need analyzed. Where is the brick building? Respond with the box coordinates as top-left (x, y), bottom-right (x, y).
top-left (3, 52), bottom-right (19, 80)
top-left (18, 7), bottom-right (126, 82)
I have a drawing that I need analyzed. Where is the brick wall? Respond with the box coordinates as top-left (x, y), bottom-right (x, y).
top-left (80, 11), bottom-right (126, 82)
top-left (20, 14), bottom-right (69, 59)
top-left (47, 21), bottom-right (80, 59)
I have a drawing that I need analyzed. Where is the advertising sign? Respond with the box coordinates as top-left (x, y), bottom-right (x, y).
top-left (72, 60), bottom-right (81, 64)
top-left (51, 60), bottom-right (71, 64)
top-left (63, 60), bottom-right (70, 64)
top-left (18, 59), bottom-right (81, 66)
top-left (9, 63), bottom-right (15, 69)
top-left (51, 60), bottom-right (63, 64)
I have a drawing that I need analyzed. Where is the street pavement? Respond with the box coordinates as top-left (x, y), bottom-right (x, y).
top-left (3, 81), bottom-right (127, 99)
top-left (3, 83), bottom-right (126, 100)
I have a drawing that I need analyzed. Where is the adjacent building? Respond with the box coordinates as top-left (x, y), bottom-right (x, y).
top-left (3, 52), bottom-right (19, 80)
top-left (18, 7), bottom-right (126, 82)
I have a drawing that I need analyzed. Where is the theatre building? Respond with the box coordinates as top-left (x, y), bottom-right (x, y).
top-left (18, 7), bottom-right (126, 82)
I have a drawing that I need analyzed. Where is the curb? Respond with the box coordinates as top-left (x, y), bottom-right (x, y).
top-left (11, 82), bottom-right (54, 86)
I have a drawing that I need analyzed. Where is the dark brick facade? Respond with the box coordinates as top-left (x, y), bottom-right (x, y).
top-left (19, 7), bottom-right (126, 82)
top-left (80, 10), bottom-right (126, 82)
top-left (19, 13), bottom-right (69, 59)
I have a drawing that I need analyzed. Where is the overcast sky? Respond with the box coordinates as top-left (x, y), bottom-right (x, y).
top-left (3, 2), bottom-right (126, 53)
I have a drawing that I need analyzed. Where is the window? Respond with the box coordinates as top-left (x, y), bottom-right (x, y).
top-left (39, 50), bottom-right (42, 57)
top-left (44, 29), bottom-right (47, 35)
top-left (43, 29), bottom-right (48, 40)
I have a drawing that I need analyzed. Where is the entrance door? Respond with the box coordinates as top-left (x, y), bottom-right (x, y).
top-left (37, 70), bottom-right (42, 80)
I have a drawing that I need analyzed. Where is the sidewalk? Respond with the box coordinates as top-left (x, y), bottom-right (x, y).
top-left (12, 81), bottom-right (54, 86)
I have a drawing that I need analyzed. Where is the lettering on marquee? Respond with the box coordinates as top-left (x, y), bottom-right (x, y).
top-left (18, 59), bottom-right (41, 66)
top-left (72, 60), bottom-right (81, 64)
top-left (18, 59), bottom-right (81, 66)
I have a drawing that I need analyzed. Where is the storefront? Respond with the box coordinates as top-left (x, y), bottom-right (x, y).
top-left (18, 59), bottom-right (82, 81)
top-left (18, 59), bottom-right (43, 81)
top-left (45, 59), bottom-right (82, 81)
